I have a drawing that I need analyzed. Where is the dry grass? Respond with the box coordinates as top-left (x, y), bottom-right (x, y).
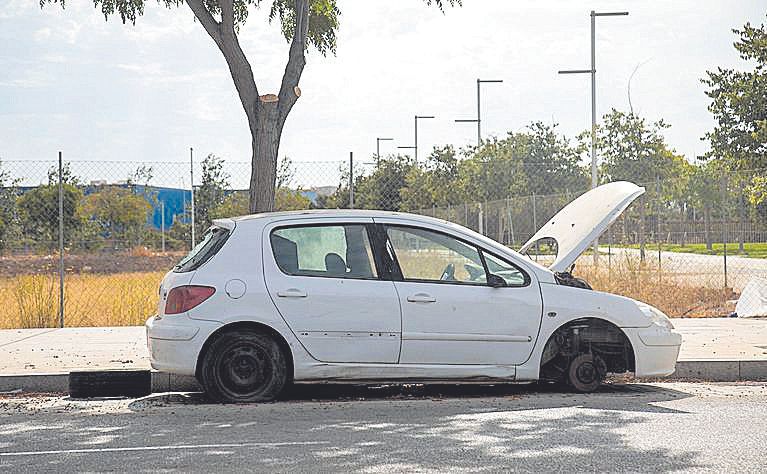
top-left (0, 272), bottom-right (163, 329)
top-left (576, 257), bottom-right (735, 318)
top-left (0, 253), bottom-right (734, 329)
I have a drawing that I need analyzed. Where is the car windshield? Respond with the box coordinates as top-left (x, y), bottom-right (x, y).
top-left (173, 226), bottom-right (230, 273)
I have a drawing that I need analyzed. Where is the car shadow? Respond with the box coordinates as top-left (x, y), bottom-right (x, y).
top-left (129, 381), bottom-right (692, 414)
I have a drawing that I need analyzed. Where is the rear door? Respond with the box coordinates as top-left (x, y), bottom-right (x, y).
top-left (262, 218), bottom-right (401, 363)
top-left (379, 222), bottom-right (543, 366)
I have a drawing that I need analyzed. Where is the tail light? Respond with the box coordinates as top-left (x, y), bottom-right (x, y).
top-left (165, 285), bottom-right (215, 315)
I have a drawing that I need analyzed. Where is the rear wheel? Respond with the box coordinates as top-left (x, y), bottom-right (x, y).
top-left (200, 331), bottom-right (287, 403)
top-left (567, 353), bottom-right (606, 393)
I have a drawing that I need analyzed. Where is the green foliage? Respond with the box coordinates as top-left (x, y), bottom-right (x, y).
top-left (16, 183), bottom-right (84, 249)
top-left (0, 161), bottom-right (20, 251)
top-left (81, 187), bottom-right (152, 243)
top-left (702, 14), bottom-right (767, 171)
top-left (275, 187), bottom-right (312, 210)
top-left (598, 109), bottom-right (682, 184)
top-left (194, 154), bottom-right (230, 236)
top-left (210, 187), bottom-right (310, 218)
top-left (339, 123), bottom-right (587, 213)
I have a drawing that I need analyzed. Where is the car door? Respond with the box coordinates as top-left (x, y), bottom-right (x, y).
top-left (263, 218), bottom-right (401, 363)
top-left (379, 222), bottom-right (543, 365)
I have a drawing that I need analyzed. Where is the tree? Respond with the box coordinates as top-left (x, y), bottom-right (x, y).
top-left (0, 160), bottom-right (20, 251)
top-left (400, 147), bottom-right (463, 211)
top-left (81, 187), bottom-right (152, 246)
top-left (42, 0), bottom-right (458, 213)
top-left (16, 165), bottom-right (84, 250)
top-left (194, 154), bottom-right (230, 236)
top-left (598, 109), bottom-right (688, 258)
top-left (702, 15), bottom-right (767, 172)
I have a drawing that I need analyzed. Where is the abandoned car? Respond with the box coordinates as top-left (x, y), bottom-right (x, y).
top-left (146, 181), bottom-right (681, 402)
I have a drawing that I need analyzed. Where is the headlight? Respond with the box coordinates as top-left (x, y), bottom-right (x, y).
top-left (638, 303), bottom-right (674, 330)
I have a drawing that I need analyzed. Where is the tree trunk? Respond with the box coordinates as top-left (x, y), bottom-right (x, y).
top-left (249, 98), bottom-right (281, 213)
top-left (704, 202), bottom-right (712, 251)
top-left (187, 0), bottom-right (310, 215)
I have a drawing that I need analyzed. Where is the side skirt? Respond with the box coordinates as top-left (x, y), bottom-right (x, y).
top-left (294, 362), bottom-right (517, 383)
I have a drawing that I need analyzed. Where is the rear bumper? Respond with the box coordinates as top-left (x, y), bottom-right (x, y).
top-left (145, 315), bottom-right (221, 376)
top-left (624, 327), bottom-right (682, 377)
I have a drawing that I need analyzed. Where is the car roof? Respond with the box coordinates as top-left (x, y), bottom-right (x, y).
top-left (227, 209), bottom-right (446, 224)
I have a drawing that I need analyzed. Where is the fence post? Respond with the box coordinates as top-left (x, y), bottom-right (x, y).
top-left (657, 176), bottom-right (662, 276)
top-left (507, 196), bottom-right (515, 247)
top-left (190, 147), bottom-right (195, 249)
top-left (160, 201), bottom-right (166, 253)
top-left (349, 152), bottom-right (354, 209)
top-left (464, 202), bottom-right (468, 226)
top-left (57, 151), bottom-right (64, 328)
top-left (478, 202), bottom-right (484, 235)
top-left (721, 174), bottom-right (728, 289)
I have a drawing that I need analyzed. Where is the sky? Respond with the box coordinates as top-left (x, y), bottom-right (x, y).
top-left (1, 0), bottom-right (765, 185)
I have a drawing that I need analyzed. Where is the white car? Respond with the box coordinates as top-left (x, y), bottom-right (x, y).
top-left (146, 181), bottom-right (681, 402)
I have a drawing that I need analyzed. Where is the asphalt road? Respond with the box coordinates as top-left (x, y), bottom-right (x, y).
top-left (1, 382), bottom-right (766, 473)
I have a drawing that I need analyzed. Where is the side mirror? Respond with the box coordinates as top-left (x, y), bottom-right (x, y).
top-left (487, 273), bottom-right (507, 288)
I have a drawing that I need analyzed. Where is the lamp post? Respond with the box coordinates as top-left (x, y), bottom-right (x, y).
top-left (558, 10), bottom-right (628, 190)
top-left (559, 10), bottom-right (628, 263)
top-left (398, 114), bottom-right (435, 164)
top-left (376, 137), bottom-right (394, 164)
top-left (455, 78), bottom-right (503, 147)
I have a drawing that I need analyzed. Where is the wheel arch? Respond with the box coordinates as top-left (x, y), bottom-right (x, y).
top-left (195, 321), bottom-right (295, 383)
top-left (539, 317), bottom-right (636, 378)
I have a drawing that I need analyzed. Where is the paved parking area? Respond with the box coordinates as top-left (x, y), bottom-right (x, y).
top-left (1, 382), bottom-right (765, 472)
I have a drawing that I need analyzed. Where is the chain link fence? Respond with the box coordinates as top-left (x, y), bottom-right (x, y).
top-left (1, 155), bottom-right (766, 329)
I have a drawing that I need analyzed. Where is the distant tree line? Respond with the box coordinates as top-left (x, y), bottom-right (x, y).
top-left (0, 16), bottom-right (764, 254)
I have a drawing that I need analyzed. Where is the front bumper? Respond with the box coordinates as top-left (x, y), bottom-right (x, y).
top-left (145, 315), bottom-right (221, 376)
top-left (624, 326), bottom-right (682, 377)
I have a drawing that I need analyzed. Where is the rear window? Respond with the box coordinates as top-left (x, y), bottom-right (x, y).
top-left (270, 224), bottom-right (378, 279)
top-left (174, 226), bottom-right (231, 273)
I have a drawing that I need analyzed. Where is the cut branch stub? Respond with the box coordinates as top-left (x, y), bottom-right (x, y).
top-left (294, 86), bottom-right (302, 97)
top-left (260, 94), bottom-right (279, 103)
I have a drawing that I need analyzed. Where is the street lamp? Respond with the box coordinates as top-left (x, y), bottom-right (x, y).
top-left (375, 137), bottom-right (394, 164)
top-left (558, 10), bottom-right (628, 190)
top-left (559, 10), bottom-right (628, 263)
top-left (455, 78), bottom-right (503, 146)
top-left (398, 114), bottom-right (435, 164)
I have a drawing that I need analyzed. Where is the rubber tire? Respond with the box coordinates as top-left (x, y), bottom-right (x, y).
top-left (200, 331), bottom-right (287, 403)
top-left (69, 370), bottom-right (151, 398)
top-left (567, 354), bottom-right (606, 393)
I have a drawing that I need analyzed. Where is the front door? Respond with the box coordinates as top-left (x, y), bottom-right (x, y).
top-left (263, 218), bottom-right (401, 363)
top-left (381, 223), bottom-right (543, 365)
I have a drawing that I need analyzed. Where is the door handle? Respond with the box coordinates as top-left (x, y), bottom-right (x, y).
top-left (407, 292), bottom-right (436, 303)
top-left (277, 288), bottom-right (307, 298)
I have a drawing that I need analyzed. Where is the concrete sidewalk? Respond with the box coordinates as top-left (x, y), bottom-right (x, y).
top-left (1, 318), bottom-right (766, 392)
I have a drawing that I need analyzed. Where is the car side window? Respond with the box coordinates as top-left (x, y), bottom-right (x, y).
top-left (386, 226), bottom-right (486, 284)
top-left (481, 251), bottom-right (530, 287)
top-left (271, 224), bottom-right (378, 279)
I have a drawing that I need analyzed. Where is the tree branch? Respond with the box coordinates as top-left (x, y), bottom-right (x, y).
top-left (186, 0), bottom-right (222, 46)
top-left (277, 0), bottom-right (310, 126)
top-left (188, 0), bottom-right (260, 128)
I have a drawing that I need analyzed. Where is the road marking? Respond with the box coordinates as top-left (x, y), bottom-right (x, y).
top-left (0, 441), bottom-right (327, 457)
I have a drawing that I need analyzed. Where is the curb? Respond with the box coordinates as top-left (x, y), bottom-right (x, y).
top-left (0, 371), bottom-right (200, 394)
top-left (673, 360), bottom-right (767, 382)
top-left (1, 360), bottom-right (765, 394)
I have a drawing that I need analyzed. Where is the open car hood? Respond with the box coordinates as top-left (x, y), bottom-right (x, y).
top-left (518, 181), bottom-right (645, 273)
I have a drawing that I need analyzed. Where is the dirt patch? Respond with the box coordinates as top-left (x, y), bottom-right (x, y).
top-left (0, 251), bottom-right (186, 277)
